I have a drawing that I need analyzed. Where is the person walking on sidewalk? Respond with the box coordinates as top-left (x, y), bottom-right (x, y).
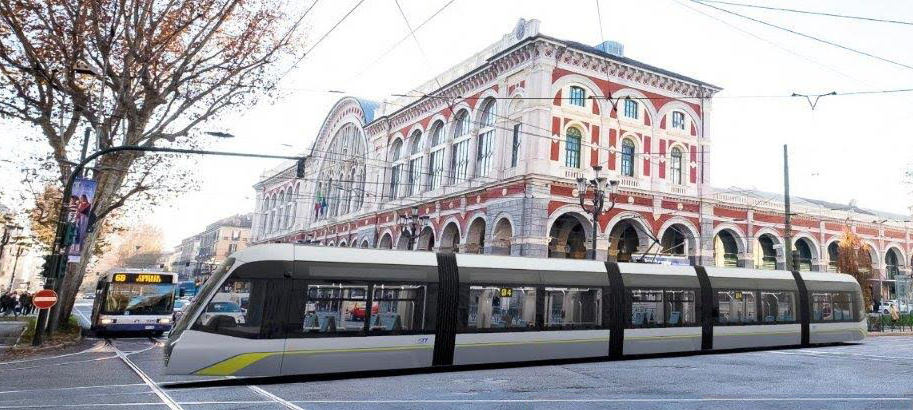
top-left (19, 292), bottom-right (31, 316)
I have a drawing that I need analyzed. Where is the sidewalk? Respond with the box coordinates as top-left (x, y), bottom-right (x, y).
top-left (0, 320), bottom-right (27, 346)
top-left (868, 331), bottom-right (913, 337)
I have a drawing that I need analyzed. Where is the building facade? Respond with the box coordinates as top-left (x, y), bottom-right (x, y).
top-left (251, 20), bottom-right (912, 303)
top-left (171, 214), bottom-right (251, 283)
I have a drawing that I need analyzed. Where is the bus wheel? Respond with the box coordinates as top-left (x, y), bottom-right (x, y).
top-left (153, 331), bottom-right (164, 337)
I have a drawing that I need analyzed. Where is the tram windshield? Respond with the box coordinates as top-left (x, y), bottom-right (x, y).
top-left (103, 283), bottom-right (175, 315)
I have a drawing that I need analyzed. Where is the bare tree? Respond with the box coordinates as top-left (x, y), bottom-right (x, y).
top-left (836, 229), bottom-right (875, 312)
top-left (0, 0), bottom-right (305, 328)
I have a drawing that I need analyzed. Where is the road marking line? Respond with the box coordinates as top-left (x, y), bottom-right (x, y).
top-left (74, 307), bottom-right (91, 327)
top-left (0, 341), bottom-right (105, 365)
top-left (0, 382), bottom-right (146, 395)
top-left (110, 340), bottom-right (183, 410)
top-left (249, 385), bottom-right (306, 410)
top-left (285, 398), bottom-right (913, 404)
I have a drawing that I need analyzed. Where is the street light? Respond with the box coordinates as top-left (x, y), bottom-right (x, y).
top-left (396, 205), bottom-right (430, 250)
top-left (576, 165), bottom-right (619, 260)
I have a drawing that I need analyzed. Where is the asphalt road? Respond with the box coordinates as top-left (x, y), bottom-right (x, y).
top-left (0, 300), bottom-right (910, 409)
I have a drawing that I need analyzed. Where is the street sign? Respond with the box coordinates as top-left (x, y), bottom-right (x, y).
top-left (33, 289), bottom-right (58, 310)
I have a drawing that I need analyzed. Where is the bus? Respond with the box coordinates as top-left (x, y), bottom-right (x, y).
top-left (176, 281), bottom-right (198, 298)
top-left (91, 270), bottom-right (177, 336)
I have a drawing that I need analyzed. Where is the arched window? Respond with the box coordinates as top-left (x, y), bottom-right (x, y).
top-left (408, 130), bottom-right (423, 196)
top-left (565, 127), bottom-right (582, 168)
top-left (476, 99), bottom-right (496, 177)
top-left (670, 147), bottom-right (683, 185)
top-left (277, 191), bottom-right (285, 230)
top-left (621, 139), bottom-right (635, 177)
top-left (389, 139), bottom-right (403, 199)
top-left (569, 86), bottom-right (586, 107)
top-left (428, 121), bottom-right (446, 190)
top-left (450, 110), bottom-right (471, 184)
top-left (624, 99), bottom-right (638, 119)
top-left (672, 111), bottom-right (685, 130)
top-left (314, 122), bottom-right (366, 219)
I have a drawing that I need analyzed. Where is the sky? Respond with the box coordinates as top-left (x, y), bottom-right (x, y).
top-left (2, 0), bottom-right (912, 249)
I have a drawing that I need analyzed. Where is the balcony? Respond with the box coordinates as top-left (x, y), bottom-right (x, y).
top-left (669, 185), bottom-right (688, 195)
top-left (619, 176), bottom-right (639, 189)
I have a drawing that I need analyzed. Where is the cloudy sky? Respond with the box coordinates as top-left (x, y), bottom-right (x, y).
top-left (2, 0), bottom-right (912, 248)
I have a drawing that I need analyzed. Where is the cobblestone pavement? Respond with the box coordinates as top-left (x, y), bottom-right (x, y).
top-left (0, 301), bottom-right (910, 410)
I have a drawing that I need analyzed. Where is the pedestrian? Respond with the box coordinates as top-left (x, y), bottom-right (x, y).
top-left (0, 293), bottom-right (10, 316)
top-left (0, 293), bottom-right (14, 317)
top-left (20, 292), bottom-right (31, 315)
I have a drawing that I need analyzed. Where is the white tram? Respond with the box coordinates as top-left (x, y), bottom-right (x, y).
top-left (164, 244), bottom-right (865, 376)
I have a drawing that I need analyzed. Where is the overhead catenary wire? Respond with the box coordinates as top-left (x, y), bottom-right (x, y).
top-left (689, 0), bottom-right (913, 72)
top-left (693, 1), bottom-right (913, 26)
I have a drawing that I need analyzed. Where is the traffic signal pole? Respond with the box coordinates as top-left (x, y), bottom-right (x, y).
top-left (36, 145), bottom-right (307, 344)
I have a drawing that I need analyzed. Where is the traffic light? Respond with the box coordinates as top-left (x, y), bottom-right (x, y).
top-left (296, 158), bottom-right (305, 178)
top-left (40, 254), bottom-right (66, 279)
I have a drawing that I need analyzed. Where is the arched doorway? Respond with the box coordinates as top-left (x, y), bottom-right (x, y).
top-left (794, 238), bottom-right (815, 271)
top-left (548, 213), bottom-right (589, 259)
top-left (360, 239), bottom-right (370, 248)
top-left (378, 233), bottom-right (393, 249)
top-left (395, 231), bottom-right (411, 250)
top-left (465, 218), bottom-right (486, 254)
top-left (415, 226), bottom-right (435, 251)
top-left (440, 222), bottom-right (460, 253)
top-left (827, 241), bottom-right (840, 272)
top-left (491, 218), bottom-right (513, 256)
top-left (660, 226), bottom-right (686, 256)
top-left (714, 230), bottom-right (741, 267)
top-left (756, 234), bottom-right (778, 270)
top-left (609, 219), bottom-right (649, 262)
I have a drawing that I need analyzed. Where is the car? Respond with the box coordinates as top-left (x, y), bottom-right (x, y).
top-left (84, 294), bottom-right (95, 299)
top-left (199, 301), bottom-right (246, 326)
top-left (348, 303), bottom-right (378, 321)
top-left (877, 300), bottom-right (911, 314)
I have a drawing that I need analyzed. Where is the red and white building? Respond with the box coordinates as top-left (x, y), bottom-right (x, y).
top-left (251, 19), bottom-right (911, 302)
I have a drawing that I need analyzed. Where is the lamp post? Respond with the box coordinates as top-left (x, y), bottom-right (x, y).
top-left (396, 206), bottom-right (430, 250)
top-left (576, 165), bottom-right (619, 260)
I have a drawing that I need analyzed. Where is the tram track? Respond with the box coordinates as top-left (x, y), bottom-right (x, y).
top-left (105, 338), bottom-right (183, 410)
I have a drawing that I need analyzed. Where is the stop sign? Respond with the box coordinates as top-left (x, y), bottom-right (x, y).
top-left (33, 289), bottom-right (58, 310)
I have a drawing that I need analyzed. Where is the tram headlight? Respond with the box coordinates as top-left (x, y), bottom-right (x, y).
top-left (100, 318), bottom-right (115, 324)
top-left (158, 318), bottom-right (171, 324)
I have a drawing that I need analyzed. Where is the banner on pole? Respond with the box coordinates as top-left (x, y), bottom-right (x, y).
top-left (67, 177), bottom-right (97, 262)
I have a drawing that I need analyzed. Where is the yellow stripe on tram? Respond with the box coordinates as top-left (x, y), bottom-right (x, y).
top-left (195, 352), bottom-right (279, 376)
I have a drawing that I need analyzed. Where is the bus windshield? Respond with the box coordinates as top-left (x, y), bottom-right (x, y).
top-left (104, 283), bottom-right (175, 315)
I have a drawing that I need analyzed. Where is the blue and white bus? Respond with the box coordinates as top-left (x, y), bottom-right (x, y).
top-left (91, 270), bottom-right (177, 336)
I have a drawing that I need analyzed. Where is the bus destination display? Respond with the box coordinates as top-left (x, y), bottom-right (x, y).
top-left (113, 273), bottom-right (173, 284)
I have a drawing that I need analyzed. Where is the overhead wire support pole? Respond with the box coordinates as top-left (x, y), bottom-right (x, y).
top-left (783, 144), bottom-right (793, 271)
top-left (36, 145), bottom-right (307, 345)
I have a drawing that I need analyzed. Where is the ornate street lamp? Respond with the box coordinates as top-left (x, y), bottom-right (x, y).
top-left (397, 205), bottom-right (430, 250)
top-left (576, 165), bottom-right (619, 260)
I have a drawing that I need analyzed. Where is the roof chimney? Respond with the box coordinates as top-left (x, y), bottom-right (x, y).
top-left (596, 41), bottom-right (624, 57)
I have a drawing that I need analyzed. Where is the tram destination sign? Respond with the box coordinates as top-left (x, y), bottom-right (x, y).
top-left (113, 273), bottom-right (173, 284)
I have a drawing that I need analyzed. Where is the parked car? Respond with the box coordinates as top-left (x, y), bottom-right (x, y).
top-left (199, 301), bottom-right (246, 326)
top-left (878, 300), bottom-right (911, 314)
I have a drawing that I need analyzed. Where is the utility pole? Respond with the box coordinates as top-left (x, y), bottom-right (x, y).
top-left (783, 144), bottom-right (793, 271)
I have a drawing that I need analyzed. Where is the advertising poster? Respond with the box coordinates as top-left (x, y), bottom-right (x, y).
top-left (67, 178), bottom-right (97, 262)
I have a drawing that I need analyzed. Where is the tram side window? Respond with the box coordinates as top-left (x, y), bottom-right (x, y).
top-left (664, 289), bottom-right (697, 326)
top-left (812, 291), bottom-right (855, 322)
top-left (192, 279), bottom-right (266, 339)
top-left (630, 289), bottom-right (664, 327)
top-left (467, 286), bottom-right (537, 331)
top-left (760, 291), bottom-right (796, 323)
top-left (716, 290), bottom-right (757, 324)
top-left (297, 283), bottom-right (369, 336)
top-left (369, 284), bottom-right (426, 334)
top-left (544, 287), bottom-right (602, 329)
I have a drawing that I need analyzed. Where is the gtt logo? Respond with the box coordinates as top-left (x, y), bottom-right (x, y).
top-left (417, 337), bottom-right (430, 344)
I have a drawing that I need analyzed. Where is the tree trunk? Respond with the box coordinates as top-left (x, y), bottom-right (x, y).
top-left (51, 157), bottom-right (131, 331)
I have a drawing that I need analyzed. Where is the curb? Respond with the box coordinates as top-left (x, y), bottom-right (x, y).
top-left (868, 332), bottom-right (913, 337)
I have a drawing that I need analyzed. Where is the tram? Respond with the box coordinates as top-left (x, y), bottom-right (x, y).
top-left (164, 244), bottom-right (866, 376)
top-left (91, 270), bottom-right (177, 336)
